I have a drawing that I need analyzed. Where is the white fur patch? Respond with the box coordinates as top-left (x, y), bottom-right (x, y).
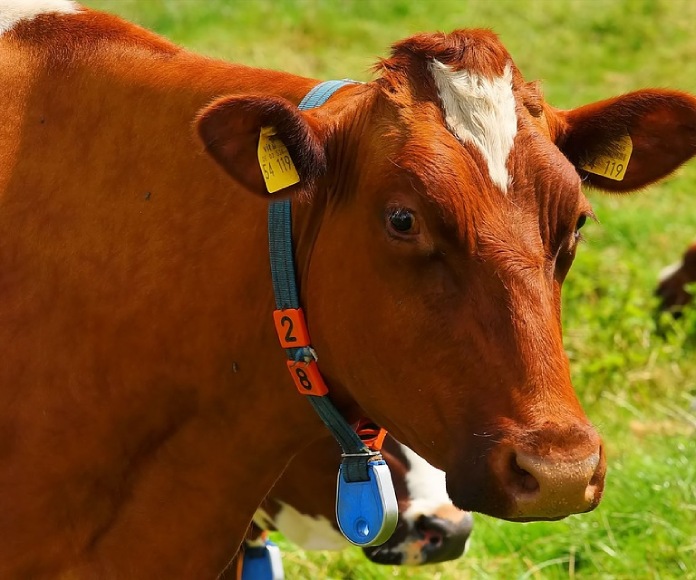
top-left (658, 261), bottom-right (682, 282)
top-left (261, 502), bottom-right (348, 551)
top-left (0, 0), bottom-right (79, 35)
top-left (400, 443), bottom-right (453, 521)
top-left (430, 60), bottom-right (517, 193)
top-left (252, 507), bottom-right (275, 533)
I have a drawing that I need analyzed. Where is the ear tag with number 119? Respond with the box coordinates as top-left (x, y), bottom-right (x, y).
top-left (257, 127), bottom-right (300, 193)
top-left (580, 133), bottom-right (633, 181)
top-left (335, 459), bottom-right (398, 547)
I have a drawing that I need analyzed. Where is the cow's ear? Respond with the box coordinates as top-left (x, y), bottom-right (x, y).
top-left (553, 90), bottom-right (696, 192)
top-left (196, 95), bottom-right (326, 198)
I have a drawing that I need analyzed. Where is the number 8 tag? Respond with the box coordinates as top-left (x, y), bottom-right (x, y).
top-left (286, 359), bottom-right (328, 396)
top-left (336, 460), bottom-right (398, 547)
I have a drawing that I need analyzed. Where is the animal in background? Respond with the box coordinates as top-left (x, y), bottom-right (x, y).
top-left (250, 435), bottom-right (473, 566)
top-left (656, 241), bottom-right (696, 316)
top-left (226, 435), bottom-right (472, 578)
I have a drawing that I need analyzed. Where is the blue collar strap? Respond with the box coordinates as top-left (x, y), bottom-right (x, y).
top-left (268, 80), bottom-right (371, 479)
top-left (267, 80), bottom-right (398, 547)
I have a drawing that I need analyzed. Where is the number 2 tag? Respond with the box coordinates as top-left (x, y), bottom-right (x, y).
top-left (258, 127), bottom-right (300, 193)
top-left (580, 134), bottom-right (633, 181)
top-left (336, 460), bottom-right (398, 547)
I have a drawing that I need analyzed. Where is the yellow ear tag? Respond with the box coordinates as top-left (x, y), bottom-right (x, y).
top-left (580, 134), bottom-right (633, 181)
top-left (257, 127), bottom-right (300, 193)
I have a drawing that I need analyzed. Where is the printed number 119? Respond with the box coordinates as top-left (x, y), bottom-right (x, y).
top-left (605, 160), bottom-right (624, 177)
top-left (276, 155), bottom-right (293, 173)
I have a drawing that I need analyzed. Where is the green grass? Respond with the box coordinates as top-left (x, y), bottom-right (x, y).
top-left (85, 1), bottom-right (696, 578)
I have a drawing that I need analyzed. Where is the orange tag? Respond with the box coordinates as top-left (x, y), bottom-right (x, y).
top-left (580, 134), bottom-right (633, 181)
top-left (355, 419), bottom-right (388, 452)
top-left (273, 309), bottom-right (311, 348)
top-left (286, 359), bottom-right (329, 396)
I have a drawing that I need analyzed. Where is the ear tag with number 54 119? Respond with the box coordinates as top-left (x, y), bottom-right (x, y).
top-left (336, 459), bottom-right (398, 547)
top-left (258, 127), bottom-right (300, 193)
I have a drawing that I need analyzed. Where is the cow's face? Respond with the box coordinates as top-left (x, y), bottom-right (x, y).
top-left (363, 440), bottom-right (473, 565)
top-left (300, 53), bottom-right (602, 521)
top-left (197, 29), bottom-right (696, 521)
top-left (656, 242), bottom-right (696, 315)
top-left (250, 436), bottom-right (472, 565)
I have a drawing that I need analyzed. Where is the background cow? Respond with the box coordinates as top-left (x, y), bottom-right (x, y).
top-left (656, 241), bottom-right (696, 316)
top-left (251, 435), bottom-right (473, 566)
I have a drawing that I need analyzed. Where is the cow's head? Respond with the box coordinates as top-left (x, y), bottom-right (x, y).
top-left (250, 435), bottom-right (472, 565)
top-left (656, 242), bottom-right (696, 316)
top-left (197, 30), bottom-right (696, 521)
top-left (363, 439), bottom-right (473, 565)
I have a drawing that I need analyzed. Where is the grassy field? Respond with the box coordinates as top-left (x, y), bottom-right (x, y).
top-left (85, 1), bottom-right (696, 578)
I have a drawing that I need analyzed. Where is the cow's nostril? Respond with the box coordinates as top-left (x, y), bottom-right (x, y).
top-left (420, 524), bottom-right (443, 547)
top-left (509, 453), bottom-right (540, 493)
top-left (415, 515), bottom-right (444, 548)
top-left (589, 445), bottom-right (604, 487)
top-left (426, 530), bottom-right (443, 548)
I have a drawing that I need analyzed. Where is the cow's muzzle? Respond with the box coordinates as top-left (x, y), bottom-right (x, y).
top-left (489, 423), bottom-right (605, 520)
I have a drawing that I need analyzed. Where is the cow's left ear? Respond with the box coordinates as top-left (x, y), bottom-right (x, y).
top-left (196, 95), bottom-right (326, 198)
top-left (553, 89), bottom-right (696, 192)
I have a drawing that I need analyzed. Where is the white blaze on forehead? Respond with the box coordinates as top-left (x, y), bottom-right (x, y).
top-left (430, 59), bottom-right (517, 193)
top-left (400, 443), bottom-right (453, 521)
top-left (0, 0), bottom-right (79, 35)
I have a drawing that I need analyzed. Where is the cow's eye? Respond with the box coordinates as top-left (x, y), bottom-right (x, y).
top-left (575, 214), bottom-right (587, 232)
top-left (386, 208), bottom-right (419, 237)
top-left (574, 214), bottom-right (588, 242)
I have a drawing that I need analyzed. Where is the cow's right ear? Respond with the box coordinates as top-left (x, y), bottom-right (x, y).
top-left (196, 95), bottom-right (326, 198)
top-left (552, 90), bottom-right (696, 192)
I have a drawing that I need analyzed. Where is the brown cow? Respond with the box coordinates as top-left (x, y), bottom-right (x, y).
top-left (2, 1), bottom-right (696, 577)
top-left (656, 241), bottom-right (696, 316)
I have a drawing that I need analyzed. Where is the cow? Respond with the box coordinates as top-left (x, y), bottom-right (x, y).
top-left (248, 435), bottom-right (473, 567)
top-left (2, 1), bottom-right (696, 577)
top-left (656, 241), bottom-right (696, 316)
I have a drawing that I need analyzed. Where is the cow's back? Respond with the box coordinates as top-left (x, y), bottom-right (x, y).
top-left (0, 8), bottom-right (316, 408)
top-left (0, 10), bottom-right (259, 428)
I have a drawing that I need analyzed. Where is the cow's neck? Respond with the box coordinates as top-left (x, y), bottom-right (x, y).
top-left (2, 21), bottom-right (344, 577)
